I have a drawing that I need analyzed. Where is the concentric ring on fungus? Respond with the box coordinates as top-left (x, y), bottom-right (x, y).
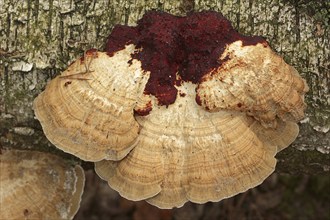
top-left (0, 150), bottom-right (85, 219)
top-left (34, 11), bottom-right (308, 208)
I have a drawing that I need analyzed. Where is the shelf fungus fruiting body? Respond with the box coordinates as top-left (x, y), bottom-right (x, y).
top-left (33, 11), bottom-right (308, 208)
top-left (0, 150), bottom-right (85, 219)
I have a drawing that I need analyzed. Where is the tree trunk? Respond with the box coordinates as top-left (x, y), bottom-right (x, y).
top-left (0, 0), bottom-right (329, 174)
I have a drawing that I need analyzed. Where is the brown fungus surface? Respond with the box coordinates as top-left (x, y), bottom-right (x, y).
top-left (33, 47), bottom-right (149, 161)
top-left (33, 11), bottom-right (308, 208)
top-left (106, 11), bottom-right (267, 107)
top-left (0, 150), bottom-right (85, 219)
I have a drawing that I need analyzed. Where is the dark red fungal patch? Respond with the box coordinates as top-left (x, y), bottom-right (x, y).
top-left (64, 81), bottom-right (72, 87)
top-left (195, 94), bottom-right (202, 106)
top-left (23, 209), bottom-right (29, 216)
top-left (86, 48), bottom-right (99, 55)
top-left (106, 26), bottom-right (139, 56)
top-left (105, 11), bottom-right (266, 107)
top-left (134, 102), bottom-right (153, 116)
top-left (80, 48), bottom-right (99, 63)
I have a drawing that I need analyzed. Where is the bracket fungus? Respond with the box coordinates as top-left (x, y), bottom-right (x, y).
top-left (0, 150), bottom-right (85, 219)
top-left (33, 11), bottom-right (308, 208)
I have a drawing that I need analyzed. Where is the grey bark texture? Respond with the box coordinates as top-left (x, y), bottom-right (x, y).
top-left (0, 0), bottom-right (329, 174)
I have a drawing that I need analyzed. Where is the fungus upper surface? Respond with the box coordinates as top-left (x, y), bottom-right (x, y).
top-left (34, 11), bottom-right (308, 208)
top-left (106, 11), bottom-right (266, 107)
top-left (33, 47), bottom-right (149, 161)
top-left (0, 150), bottom-right (85, 220)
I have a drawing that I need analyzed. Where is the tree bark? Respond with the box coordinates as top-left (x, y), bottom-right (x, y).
top-left (0, 0), bottom-right (329, 174)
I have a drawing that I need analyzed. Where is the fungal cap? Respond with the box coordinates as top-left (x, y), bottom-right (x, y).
top-left (94, 81), bottom-right (301, 209)
top-left (196, 41), bottom-right (309, 127)
top-left (33, 46), bottom-right (149, 161)
top-left (0, 150), bottom-right (85, 220)
top-left (34, 10), bottom-right (308, 209)
top-left (91, 11), bottom-right (308, 209)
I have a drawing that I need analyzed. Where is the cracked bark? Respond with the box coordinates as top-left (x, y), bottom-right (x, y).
top-left (0, 0), bottom-right (329, 174)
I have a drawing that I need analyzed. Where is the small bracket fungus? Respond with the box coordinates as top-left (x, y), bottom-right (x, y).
top-left (33, 11), bottom-right (308, 208)
top-left (0, 150), bottom-right (85, 219)
top-left (34, 48), bottom-right (147, 161)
